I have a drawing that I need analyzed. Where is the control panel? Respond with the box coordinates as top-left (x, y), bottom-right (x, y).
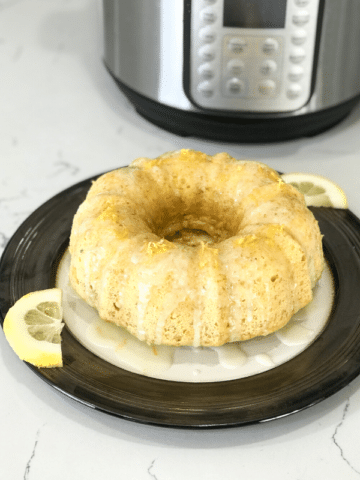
top-left (189, 0), bottom-right (321, 112)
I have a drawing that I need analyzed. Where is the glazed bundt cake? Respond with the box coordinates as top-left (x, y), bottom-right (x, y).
top-left (69, 149), bottom-right (324, 347)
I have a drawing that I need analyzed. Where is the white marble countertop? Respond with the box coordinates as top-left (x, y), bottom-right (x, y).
top-left (1, 1), bottom-right (360, 479)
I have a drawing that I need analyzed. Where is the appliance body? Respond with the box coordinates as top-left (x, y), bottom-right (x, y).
top-left (103, 0), bottom-right (360, 142)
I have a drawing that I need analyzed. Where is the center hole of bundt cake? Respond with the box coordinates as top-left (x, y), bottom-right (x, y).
top-left (156, 212), bottom-right (231, 247)
top-left (164, 228), bottom-right (215, 247)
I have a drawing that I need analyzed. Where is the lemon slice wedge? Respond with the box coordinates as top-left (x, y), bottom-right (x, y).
top-left (3, 288), bottom-right (64, 368)
top-left (281, 172), bottom-right (348, 208)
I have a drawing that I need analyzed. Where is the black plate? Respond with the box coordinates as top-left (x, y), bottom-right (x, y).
top-left (1, 176), bottom-right (360, 429)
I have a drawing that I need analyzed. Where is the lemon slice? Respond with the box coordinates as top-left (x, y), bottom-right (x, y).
top-left (281, 172), bottom-right (348, 208)
top-left (3, 288), bottom-right (64, 368)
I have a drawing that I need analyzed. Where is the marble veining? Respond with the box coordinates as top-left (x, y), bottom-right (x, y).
top-left (0, 232), bottom-right (9, 250)
top-left (332, 399), bottom-right (360, 476)
top-left (23, 427), bottom-right (42, 480)
top-left (0, 188), bottom-right (29, 205)
top-left (49, 157), bottom-right (80, 177)
top-left (148, 459), bottom-right (159, 480)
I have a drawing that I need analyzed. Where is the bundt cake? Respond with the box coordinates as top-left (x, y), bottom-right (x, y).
top-left (68, 149), bottom-right (324, 347)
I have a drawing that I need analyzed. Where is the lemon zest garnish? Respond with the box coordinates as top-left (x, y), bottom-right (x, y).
top-left (265, 224), bottom-right (285, 236)
top-left (234, 234), bottom-right (257, 248)
top-left (95, 206), bottom-right (119, 223)
top-left (142, 158), bottom-right (161, 170)
top-left (147, 240), bottom-right (175, 256)
top-left (179, 149), bottom-right (209, 163)
top-left (269, 170), bottom-right (281, 182)
top-left (199, 242), bottom-right (219, 268)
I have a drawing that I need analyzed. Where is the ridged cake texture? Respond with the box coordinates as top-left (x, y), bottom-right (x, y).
top-left (69, 149), bottom-right (324, 347)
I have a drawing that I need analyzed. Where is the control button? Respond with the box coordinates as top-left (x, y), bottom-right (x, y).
top-left (200, 8), bottom-right (217, 25)
top-left (226, 59), bottom-right (245, 76)
top-left (291, 29), bottom-right (307, 45)
top-left (199, 26), bottom-right (216, 44)
top-left (290, 47), bottom-right (306, 63)
top-left (262, 38), bottom-right (279, 55)
top-left (227, 37), bottom-right (247, 54)
top-left (295, 0), bottom-right (309, 6)
top-left (258, 79), bottom-right (276, 96)
top-left (197, 81), bottom-right (215, 98)
top-left (226, 78), bottom-right (245, 95)
top-left (260, 59), bottom-right (277, 76)
top-left (288, 65), bottom-right (304, 82)
top-left (292, 10), bottom-right (310, 26)
top-left (198, 44), bottom-right (216, 62)
top-left (287, 84), bottom-right (303, 99)
top-left (198, 63), bottom-right (215, 80)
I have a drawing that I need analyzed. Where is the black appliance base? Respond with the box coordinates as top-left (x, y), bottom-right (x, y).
top-left (110, 74), bottom-right (360, 143)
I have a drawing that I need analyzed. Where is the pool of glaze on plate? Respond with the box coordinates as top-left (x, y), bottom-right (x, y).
top-left (56, 249), bottom-right (334, 383)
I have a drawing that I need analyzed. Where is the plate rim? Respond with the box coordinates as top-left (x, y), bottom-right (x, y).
top-left (1, 175), bottom-right (360, 428)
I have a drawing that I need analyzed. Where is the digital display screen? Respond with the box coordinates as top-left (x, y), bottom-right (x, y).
top-left (223, 0), bottom-right (287, 29)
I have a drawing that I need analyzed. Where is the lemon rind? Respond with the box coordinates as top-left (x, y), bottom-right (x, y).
top-left (281, 172), bottom-right (348, 209)
top-left (3, 288), bottom-right (63, 368)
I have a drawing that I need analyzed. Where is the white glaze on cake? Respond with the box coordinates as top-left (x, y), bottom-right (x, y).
top-left (58, 249), bottom-right (333, 382)
top-left (68, 150), bottom-right (325, 347)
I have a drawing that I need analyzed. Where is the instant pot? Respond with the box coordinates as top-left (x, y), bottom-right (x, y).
top-left (102, 0), bottom-right (360, 142)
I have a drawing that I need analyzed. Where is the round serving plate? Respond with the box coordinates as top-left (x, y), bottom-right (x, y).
top-left (1, 175), bottom-right (360, 428)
